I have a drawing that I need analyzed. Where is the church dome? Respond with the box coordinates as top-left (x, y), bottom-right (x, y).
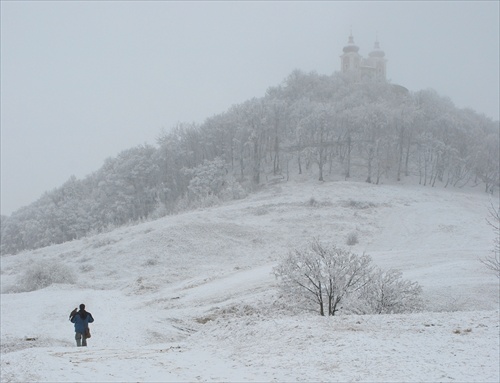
top-left (369, 40), bottom-right (385, 58)
top-left (343, 34), bottom-right (360, 53)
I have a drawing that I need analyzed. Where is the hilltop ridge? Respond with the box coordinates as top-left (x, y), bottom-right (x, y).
top-left (2, 71), bottom-right (498, 255)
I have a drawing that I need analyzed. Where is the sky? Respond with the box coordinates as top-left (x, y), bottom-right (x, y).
top-left (1, 1), bottom-right (499, 216)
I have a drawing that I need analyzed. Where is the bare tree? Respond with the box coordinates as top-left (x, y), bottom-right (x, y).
top-left (274, 239), bottom-right (373, 316)
top-left (479, 203), bottom-right (500, 278)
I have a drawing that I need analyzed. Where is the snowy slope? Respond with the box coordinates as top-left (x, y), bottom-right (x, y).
top-left (1, 180), bottom-right (499, 382)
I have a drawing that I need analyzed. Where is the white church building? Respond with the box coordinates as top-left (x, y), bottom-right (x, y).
top-left (340, 33), bottom-right (387, 81)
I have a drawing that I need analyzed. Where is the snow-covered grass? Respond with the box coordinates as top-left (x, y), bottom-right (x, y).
top-left (1, 179), bottom-right (499, 382)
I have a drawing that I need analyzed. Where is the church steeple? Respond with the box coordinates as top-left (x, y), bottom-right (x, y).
top-left (368, 37), bottom-right (387, 79)
top-left (369, 38), bottom-right (385, 58)
top-left (340, 32), bottom-right (361, 73)
top-left (343, 32), bottom-right (360, 53)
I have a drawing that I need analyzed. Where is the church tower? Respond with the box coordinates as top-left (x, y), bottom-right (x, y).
top-left (340, 33), bottom-right (361, 73)
top-left (368, 39), bottom-right (387, 80)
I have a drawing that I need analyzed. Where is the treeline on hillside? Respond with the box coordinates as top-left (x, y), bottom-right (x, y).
top-left (1, 70), bottom-right (498, 254)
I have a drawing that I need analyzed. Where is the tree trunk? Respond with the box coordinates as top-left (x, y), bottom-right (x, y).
top-left (366, 146), bottom-right (373, 183)
top-left (345, 134), bottom-right (352, 179)
top-left (253, 139), bottom-right (260, 184)
top-left (318, 147), bottom-right (324, 182)
top-left (404, 130), bottom-right (413, 177)
top-left (273, 135), bottom-right (280, 175)
top-left (397, 126), bottom-right (404, 181)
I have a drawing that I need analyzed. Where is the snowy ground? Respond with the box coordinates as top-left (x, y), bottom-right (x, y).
top-left (1, 179), bottom-right (499, 382)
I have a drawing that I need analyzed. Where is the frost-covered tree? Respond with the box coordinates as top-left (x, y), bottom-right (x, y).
top-left (185, 158), bottom-right (224, 201)
top-left (236, 98), bottom-right (269, 185)
top-left (2, 70), bottom-right (498, 255)
top-left (274, 239), bottom-right (424, 316)
top-left (480, 204), bottom-right (500, 278)
top-left (274, 239), bottom-right (373, 316)
top-left (90, 144), bottom-right (160, 226)
top-left (347, 268), bottom-right (424, 314)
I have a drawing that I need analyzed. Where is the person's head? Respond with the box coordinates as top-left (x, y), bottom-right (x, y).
top-left (79, 303), bottom-right (85, 311)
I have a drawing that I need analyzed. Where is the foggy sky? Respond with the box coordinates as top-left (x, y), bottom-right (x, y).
top-left (1, 1), bottom-right (499, 216)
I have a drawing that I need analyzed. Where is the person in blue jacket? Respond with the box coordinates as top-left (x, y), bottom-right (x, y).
top-left (69, 303), bottom-right (94, 347)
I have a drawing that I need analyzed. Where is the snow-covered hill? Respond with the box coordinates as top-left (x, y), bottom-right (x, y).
top-left (1, 180), bottom-right (499, 382)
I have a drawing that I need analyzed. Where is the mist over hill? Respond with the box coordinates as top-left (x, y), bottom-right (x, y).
top-left (1, 71), bottom-right (498, 255)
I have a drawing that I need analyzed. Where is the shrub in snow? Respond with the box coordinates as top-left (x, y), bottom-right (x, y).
top-left (274, 239), bottom-right (423, 316)
top-left (172, 196), bottom-right (191, 214)
top-left (307, 197), bottom-right (332, 208)
top-left (346, 231), bottom-right (359, 246)
top-left (220, 178), bottom-right (247, 200)
top-left (143, 258), bottom-right (159, 267)
top-left (346, 268), bottom-right (424, 314)
top-left (194, 194), bottom-right (221, 209)
top-left (150, 203), bottom-right (169, 219)
top-left (253, 206), bottom-right (269, 216)
top-left (15, 260), bottom-right (76, 292)
top-left (308, 197), bottom-right (318, 207)
top-left (343, 199), bottom-right (376, 209)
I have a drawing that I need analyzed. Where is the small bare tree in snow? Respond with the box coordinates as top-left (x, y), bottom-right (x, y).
top-left (480, 203), bottom-right (500, 278)
top-left (274, 239), bottom-right (373, 316)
